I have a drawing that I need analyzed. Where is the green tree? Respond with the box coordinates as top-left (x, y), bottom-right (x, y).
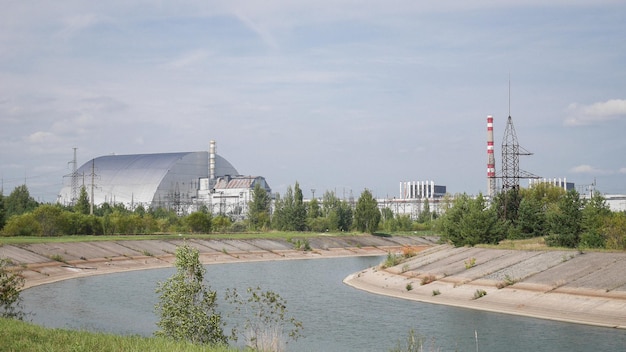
top-left (248, 182), bottom-right (271, 231)
top-left (604, 212), bottom-right (626, 250)
top-left (5, 185), bottom-right (38, 219)
top-left (291, 182), bottom-right (307, 231)
top-left (307, 197), bottom-right (321, 220)
top-left (74, 186), bottom-right (90, 215)
top-left (32, 204), bottom-right (66, 236)
top-left (354, 189), bottom-right (381, 234)
top-left (579, 193), bottom-right (612, 248)
top-left (545, 190), bottom-right (583, 248)
top-left (417, 198), bottom-right (432, 223)
top-left (512, 196), bottom-right (546, 239)
top-left (185, 212), bottom-right (212, 233)
top-left (439, 193), bottom-right (505, 246)
top-left (0, 258), bottom-right (25, 320)
top-left (155, 244), bottom-right (227, 345)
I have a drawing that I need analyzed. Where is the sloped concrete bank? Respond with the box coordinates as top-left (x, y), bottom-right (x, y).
top-left (344, 245), bottom-right (626, 329)
top-left (0, 235), bottom-right (436, 289)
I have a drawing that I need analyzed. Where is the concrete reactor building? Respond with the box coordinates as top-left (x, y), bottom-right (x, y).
top-left (58, 141), bottom-right (271, 217)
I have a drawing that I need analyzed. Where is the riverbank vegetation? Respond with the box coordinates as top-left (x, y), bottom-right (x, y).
top-left (0, 317), bottom-right (238, 352)
top-left (0, 183), bottom-right (431, 239)
top-left (437, 184), bottom-right (626, 250)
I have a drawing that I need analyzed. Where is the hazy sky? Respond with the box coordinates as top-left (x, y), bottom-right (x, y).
top-left (1, 1), bottom-right (625, 202)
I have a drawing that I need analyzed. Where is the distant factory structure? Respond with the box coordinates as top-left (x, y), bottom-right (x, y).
top-left (375, 180), bottom-right (447, 219)
top-left (58, 141), bottom-right (271, 217)
top-left (528, 178), bottom-right (575, 192)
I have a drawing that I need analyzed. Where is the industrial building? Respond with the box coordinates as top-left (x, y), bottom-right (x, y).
top-left (58, 141), bottom-right (271, 215)
top-left (377, 180), bottom-right (447, 219)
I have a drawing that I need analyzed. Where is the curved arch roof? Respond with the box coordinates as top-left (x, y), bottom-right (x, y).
top-left (58, 151), bottom-right (238, 207)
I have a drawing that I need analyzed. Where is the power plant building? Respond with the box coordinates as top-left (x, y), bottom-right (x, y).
top-left (58, 141), bottom-right (271, 215)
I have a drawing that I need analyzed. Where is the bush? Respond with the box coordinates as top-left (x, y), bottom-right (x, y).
top-left (2, 213), bottom-right (41, 236)
top-left (473, 289), bottom-right (487, 299)
top-left (0, 258), bottom-right (25, 320)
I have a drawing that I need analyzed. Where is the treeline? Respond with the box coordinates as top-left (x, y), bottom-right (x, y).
top-left (0, 182), bottom-right (435, 237)
top-left (437, 183), bottom-right (626, 250)
top-left (0, 185), bottom-right (230, 236)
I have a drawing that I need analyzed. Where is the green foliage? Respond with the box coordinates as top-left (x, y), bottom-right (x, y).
top-left (439, 193), bottom-right (506, 246)
top-left (272, 182), bottom-right (307, 231)
top-left (545, 190), bottom-right (583, 248)
top-left (247, 183), bottom-right (271, 231)
top-left (4, 185), bottom-right (38, 219)
top-left (0, 258), bottom-right (25, 320)
top-left (604, 212), bottom-right (626, 250)
top-left (307, 197), bottom-right (321, 219)
top-left (212, 215), bottom-right (232, 233)
top-left (74, 186), bottom-right (91, 215)
top-left (382, 252), bottom-right (402, 268)
top-left (320, 191), bottom-right (353, 232)
top-left (155, 244), bottom-right (227, 345)
top-left (291, 238), bottom-right (311, 251)
top-left (405, 283), bottom-right (413, 291)
top-left (473, 289), bottom-right (487, 299)
top-left (389, 329), bottom-right (439, 352)
top-left (464, 257), bottom-right (476, 269)
top-left (354, 189), bottom-right (381, 234)
top-left (225, 287), bottom-right (303, 351)
top-left (185, 212), bottom-right (212, 234)
top-left (432, 289), bottom-right (441, 296)
top-left (0, 317), bottom-right (239, 352)
top-left (1, 212), bottom-right (41, 236)
top-left (417, 198), bottom-right (432, 224)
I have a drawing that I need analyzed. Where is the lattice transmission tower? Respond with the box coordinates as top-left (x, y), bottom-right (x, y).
top-left (500, 115), bottom-right (539, 191)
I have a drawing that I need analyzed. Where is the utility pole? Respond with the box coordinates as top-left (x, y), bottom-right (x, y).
top-left (89, 159), bottom-right (96, 215)
top-left (70, 147), bottom-right (78, 206)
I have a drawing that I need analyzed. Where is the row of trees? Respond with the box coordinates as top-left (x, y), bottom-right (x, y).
top-left (438, 183), bottom-right (626, 250)
top-left (248, 182), bottom-right (407, 234)
top-left (2, 183), bottom-right (431, 236)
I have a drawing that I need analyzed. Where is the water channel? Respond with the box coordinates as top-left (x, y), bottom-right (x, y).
top-left (22, 256), bottom-right (625, 351)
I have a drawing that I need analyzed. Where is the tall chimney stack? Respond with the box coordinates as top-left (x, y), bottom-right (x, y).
top-left (209, 140), bottom-right (216, 183)
top-left (487, 116), bottom-right (497, 198)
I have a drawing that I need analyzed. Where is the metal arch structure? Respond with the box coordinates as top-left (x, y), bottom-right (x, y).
top-left (58, 151), bottom-right (239, 209)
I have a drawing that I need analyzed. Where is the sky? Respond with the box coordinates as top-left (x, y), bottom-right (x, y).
top-left (1, 1), bottom-right (625, 203)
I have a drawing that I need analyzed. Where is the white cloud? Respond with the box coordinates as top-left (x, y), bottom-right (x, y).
top-left (564, 99), bottom-right (626, 126)
top-left (570, 164), bottom-right (612, 175)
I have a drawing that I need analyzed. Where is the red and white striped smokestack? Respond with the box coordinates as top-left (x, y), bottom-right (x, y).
top-left (487, 115), bottom-right (496, 198)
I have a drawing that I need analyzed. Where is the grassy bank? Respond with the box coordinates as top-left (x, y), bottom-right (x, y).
top-left (0, 318), bottom-right (238, 352)
top-left (0, 230), bottom-right (435, 246)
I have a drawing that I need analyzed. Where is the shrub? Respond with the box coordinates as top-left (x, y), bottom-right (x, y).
top-left (464, 257), bottom-right (476, 269)
top-left (0, 258), bottom-right (26, 320)
top-left (420, 274), bottom-right (436, 286)
top-left (405, 283), bottom-right (413, 291)
top-left (473, 289), bottom-right (487, 299)
top-left (432, 289), bottom-right (441, 296)
top-left (382, 252), bottom-right (402, 269)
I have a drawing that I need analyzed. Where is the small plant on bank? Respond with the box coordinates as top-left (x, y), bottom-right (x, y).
top-left (406, 283), bottom-right (413, 291)
top-left (432, 289), bottom-right (441, 296)
top-left (389, 329), bottom-right (440, 352)
top-left (382, 252), bottom-right (402, 269)
top-left (473, 289), bottom-right (487, 299)
top-left (464, 257), bottom-right (476, 269)
top-left (496, 275), bottom-right (518, 289)
top-left (401, 245), bottom-right (417, 258)
top-left (142, 250), bottom-right (153, 257)
top-left (293, 239), bottom-right (311, 251)
top-left (420, 274), bottom-right (436, 286)
top-left (49, 254), bottom-right (66, 263)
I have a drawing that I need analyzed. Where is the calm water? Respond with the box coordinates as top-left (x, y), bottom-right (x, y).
top-left (22, 256), bottom-right (625, 351)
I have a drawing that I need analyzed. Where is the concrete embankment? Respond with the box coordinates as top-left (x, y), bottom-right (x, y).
top-left (0, 235), bottom-right (436, 289)
top-left (344, 244), bottom-right (626, 329)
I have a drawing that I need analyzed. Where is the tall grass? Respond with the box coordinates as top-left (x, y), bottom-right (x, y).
top-left (0, 318), bottom-right (238, 352)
